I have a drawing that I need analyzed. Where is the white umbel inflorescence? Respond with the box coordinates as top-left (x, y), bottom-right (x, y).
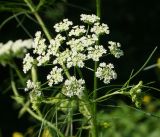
top-left (62, 76), bottom-right (85, 98)
top-left (23, 53), bottom-right (34, 73)
top-left (25, 79), bottom-right (40, 92)
top-left (54, 19), bottom-right (73, 32)
top-left (96, 62), bottom-right (117, 84)
top-left (33, 31), bottom-right (47, 56)
top-left (80, 14), bottom-right (100, 24)
top-left (22, 14), bottom-right (123, 96)
top-left (91, 23), bottom-right (110, 36)
top-left (47, 66), bottom-right (64, 86)
top-left (87, 45), bottom-right (107, 61)
top-left (66, 51), bottom-right (86, 68)
top-left (108, 41), bottom-right (124, 58)
top-left (69, 25), bottom-right (86, 37)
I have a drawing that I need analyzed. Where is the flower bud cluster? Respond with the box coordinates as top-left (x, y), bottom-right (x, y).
top-left (129, 81), bottom-right (143, 108)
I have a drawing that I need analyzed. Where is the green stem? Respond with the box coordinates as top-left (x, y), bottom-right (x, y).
top-left (92, 61), bottom-right (98, 137)
top-left (91, 0), bottom-right (101, 136)
top-left (9, 62), bottom-right (25, 86)
top-left (70, 108), bottom-right (73, 137)
top-left (11, 78), bottom-right (64, 137)
top-left (96, 0), bottom-right (101, 17)
top-left (24, 0), bottom-right (52, 40)
top-left (62, 64), bottom-right (71, 79)
top-left (31, 65), bottom-right (38, 82)
top-left (95, 91), bottom-right (129, 102)
top-left (26, 108), bottom-right (64, 137)
top-left (24, 0), bottom-right (71, 80)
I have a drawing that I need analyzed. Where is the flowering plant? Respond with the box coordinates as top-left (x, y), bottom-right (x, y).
top-left (19, 14), bottom-right (144, 137)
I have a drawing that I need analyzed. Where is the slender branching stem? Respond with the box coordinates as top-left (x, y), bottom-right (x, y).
top-left (24, 0), bottom-right (52, 40)
top-left (91, 0), bottom-right (101, 137)
top-left (96, 0), bottom-right (101, 17)
top-left (10, 77), bottom-right (64, 137)
top-left (95, 91), bottom-right (129, 102)
top-left (9, 62), bottom-right (25, 86)
top-left (24, 0), bottom-right (71, 80)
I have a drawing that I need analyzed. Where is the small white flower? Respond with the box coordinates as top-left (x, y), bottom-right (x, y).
top-left (23, 53), bottom-right (34, 73)
top-left (66, 34), bottom-right (98, 53)
top-left (66, 51), bottom-right (86, 68)
top-left (90, 23), bottom-right (110, 35)
top-left (48, 39), bottom-right (60, 56)
top-left (0, 41), bottom-right (12, 56)
top-left (47, 66), bottom-right (63, 86)
top-left (11, 39), bottom-right (33, 54)
top-left (80, 34), bottom-right (98, 47)
top-left (80, 14), bottom-right (100, 24)
top-left (96, 62), bottom-right (117, 84)
top-left (33, 31), bottom-right (41, 48)
top-left (36, 53), bottom-right (50, 66)
top-left (47, 34), bottom-right (66, 56)
top-left (33, 35), bottom-right (47, 56)
top-left (53, 49), bottom-right (70, 65)
top-left (53, 19), bottom-right (73, 32)
top-left (25, 79), bottom-right (40, 91)
top-left (87, 45), bottom-right (107, 61)
top-left (55, 34), bottom-right (66, 43)
top-left (69, 25), bottom-right (86, 37)
top-left (62, 76), bottom-right (85, 98)
top-left (108, 41), bottom-right (124, 58)
top-left (67, 38), bottom-right (85, 52)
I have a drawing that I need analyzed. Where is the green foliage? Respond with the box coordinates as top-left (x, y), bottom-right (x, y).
top-left (97, 102), bottom-right (160, 137)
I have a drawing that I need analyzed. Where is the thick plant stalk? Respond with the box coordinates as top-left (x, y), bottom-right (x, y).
top-left (92, 0), bottom-right (101, 137)
top-left (31, 65), bottom-right (38, 82)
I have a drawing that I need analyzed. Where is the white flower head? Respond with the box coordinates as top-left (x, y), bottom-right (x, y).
top-left (80, 34), bottom-right (98, 47)
top-left (23, 53), bottom-right (34, 73)
top-left (0, 41), bottom-right (12, 57)
top-left (62, 76), bottom-right (85, 98)
top-left (54, 19), bottom-right (73, 32)
top-left (47, 66), bottom-right (63, 86)
top-left (48, 34), bottom-right (66, 56)
top-left (55, 34), bottom-right (66, 43)
top-left (96, 62), bottom-right (117, 84)
top-left (0, 39), bottom-right (33, 58)
top-left (80, 14), bottom-right (100, 24)
top-left (108, 41), bottom-right (124, 58)
top-left (91, 23), bottom-right (110, 35)
top-left (67, 38), bottom-right (84, 52)
top-left (66, 51), bottom-right (86, 68)
top-left (53, 49), bottom-right (71, 65)
top-left (33, 32), bottom-right (47, 56)
top-left (11, 39), bottom-right (33, 55)
top-left (25, 79), bottom-right (40, 92)
top-left (48, 39), bottom-right (60, 56)
top-left (69, 25), bottom-right (86, 37)
top-left (36, 53), bottom-right (50, 66)
top-left (87, 45), bottom-right (107, 61)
